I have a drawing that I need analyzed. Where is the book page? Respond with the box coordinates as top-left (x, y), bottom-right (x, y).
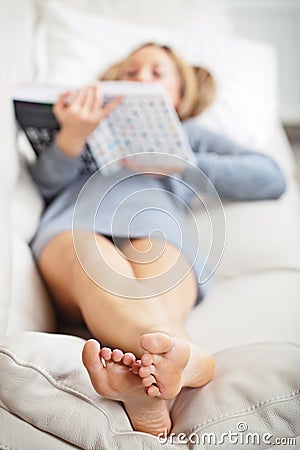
top-left (13, 81), bottom-right (196, 173)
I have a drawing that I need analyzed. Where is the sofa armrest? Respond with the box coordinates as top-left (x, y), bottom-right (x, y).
top-left (0, 332), bottom-right (299, 449)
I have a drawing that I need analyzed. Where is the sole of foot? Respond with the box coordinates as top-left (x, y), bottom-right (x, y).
top-left (82, 339), bottom-right (172, 436)
top-left (138, 332), bottom-right (215, 399)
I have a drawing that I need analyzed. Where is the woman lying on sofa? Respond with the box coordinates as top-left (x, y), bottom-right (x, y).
top-left (29, 43), bottom-right (286, 436)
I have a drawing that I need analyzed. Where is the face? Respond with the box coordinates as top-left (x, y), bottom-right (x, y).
top-left (120, 46), bottom-right (182, 107)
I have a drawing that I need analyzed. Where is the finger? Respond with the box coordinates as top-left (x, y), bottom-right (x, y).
top-left (72, 86), bottom-right (89, 107)
top-left (122, 158), bottom-right (134, 168)
top-left (147, 174), bottom-right (164, 178)
top-left (122, 158), bottom-right (143, 172)
top-left (164, 165), bottom-right (185, 175)
top-left (122, 159), bottom-right (179, 176)
top-left (126, 162), bottom-right (154, 174)
top-left (91, 84), bottom-right (103, 111)
top-left (125, 159), bottom-right (158, 174)
top-left (101, 95), bottom-right (123, 119)
top-left (57, 91), bottom-right (71, 107)
top-left (52, 92), bottom-right (71, 117)
top-left (81, 86), bottom-right (95, 112)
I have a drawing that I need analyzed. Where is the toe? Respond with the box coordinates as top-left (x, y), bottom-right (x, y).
top-left (122, 352), bottom-right (136, 366)
top-left (146, 385), bottom-right (161, 397)
top-left (131, 361), bottom-right (141, 375)
top-left (141, 353), bottom-right (153, 366)
top-left (112, 349), bottom-right (124, 362)
top-left (100, 347), bottom-right (112, 361)
top-left (82, 340), bottom-right (108, 394)
top-left (139, 365), bottom-right (152, 378)
top-left (140, 332), bottom-right (171, 354)
top-left (142, 375), bottom-right (156, 387)
top-left (82, 339), bottom-right (102, 374)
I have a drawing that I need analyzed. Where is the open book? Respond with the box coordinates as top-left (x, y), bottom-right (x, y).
top-left (13, 81), bottom-right (196, 175)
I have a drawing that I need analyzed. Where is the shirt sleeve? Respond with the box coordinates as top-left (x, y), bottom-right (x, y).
top-left (28, 139), bottom-right (82, 202)
top-left (182, 120), bottom-right (286, 201)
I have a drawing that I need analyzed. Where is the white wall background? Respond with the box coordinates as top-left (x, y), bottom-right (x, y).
top-left (226, 0), bottom-right (300, 125)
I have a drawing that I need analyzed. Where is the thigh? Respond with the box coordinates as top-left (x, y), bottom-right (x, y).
top-left (120, 238), bottom-right (198, 320)
top-left (39, 231), bottom-right (135, 322)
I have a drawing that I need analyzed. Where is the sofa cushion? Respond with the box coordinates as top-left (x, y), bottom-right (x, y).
top-left (0, 332), bottom-right (299, 449)
top-left (0, 68), bottom-right (19, 191)
top-left (192, 176), bottom-right (300, 282)
top-left (8, 236), bottom-right (56, 336)
top-left (11, 158), bottom-right (44, 243)
top-left (0, 0), bottom-right (37, 191)
top-left (0, 406), bottom-right (76, 450)
top-left (186, 270), bottom-right (300, 354)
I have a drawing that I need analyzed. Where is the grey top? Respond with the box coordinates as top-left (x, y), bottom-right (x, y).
top-left (30, 119), bottom-right (286, 203)
top-left (28, 119), bottom-right (286, 300)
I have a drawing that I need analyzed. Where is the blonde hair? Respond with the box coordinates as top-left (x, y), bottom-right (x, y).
top-left (99, 42), bottom-right (216, 121)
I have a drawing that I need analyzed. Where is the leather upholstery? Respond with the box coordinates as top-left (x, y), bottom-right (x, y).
top-left (0, 333), bottom-right (299, 449)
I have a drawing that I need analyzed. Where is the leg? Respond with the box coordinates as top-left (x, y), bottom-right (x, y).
top-left (39, 231), bottom-right (191, 353)
top-left (40, 232), bottom-right (214, 400)
top-left (120, 237), bottom-right (198, 325)
top-left (120, 238), bottom-right (215, 399)
top-left (40, 231), bottom-right (174, 435)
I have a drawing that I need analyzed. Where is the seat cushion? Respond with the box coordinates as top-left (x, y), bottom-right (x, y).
top-left (0, 332), bottom-right (299, 449)
top-left (192, 178), bottom-right (300, 282)
top-left (186, 270), bottom-right (300, 354)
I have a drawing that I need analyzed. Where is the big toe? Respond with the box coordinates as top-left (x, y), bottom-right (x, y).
top-left (82, 339), bottom-right (102, 374)
top-left (140, 332), bottom-right (172, 354)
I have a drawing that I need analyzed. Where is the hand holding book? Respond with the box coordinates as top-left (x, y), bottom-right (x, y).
top-left (54, 84), bottom-right (122, 158)
top-left (122, 157), bottom-right (185, 178)
top-left (13, 81), bottom-right (197, 175)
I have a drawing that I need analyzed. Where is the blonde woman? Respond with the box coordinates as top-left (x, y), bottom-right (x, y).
top-left (29, 43), bottom-right (286, 436)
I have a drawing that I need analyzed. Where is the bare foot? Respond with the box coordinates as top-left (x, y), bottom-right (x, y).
top-left (139, 332), bottom-right (215, 399)
top-left (82, 339), bottom-right (171, 436)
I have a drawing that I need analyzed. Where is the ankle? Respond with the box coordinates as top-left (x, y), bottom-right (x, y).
top-left (124, 400), bottom-right (172, 436)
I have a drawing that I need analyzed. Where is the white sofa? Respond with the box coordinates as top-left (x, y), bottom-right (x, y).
top-left (1, 1), bottom-right (300, 449)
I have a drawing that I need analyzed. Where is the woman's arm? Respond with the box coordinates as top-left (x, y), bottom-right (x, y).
top-left (28, 138), bottom-right (82, 202)
top-left (28, 84), bottom-right (121, 203)
top-left (182, 120), bottom-right (286, 200)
